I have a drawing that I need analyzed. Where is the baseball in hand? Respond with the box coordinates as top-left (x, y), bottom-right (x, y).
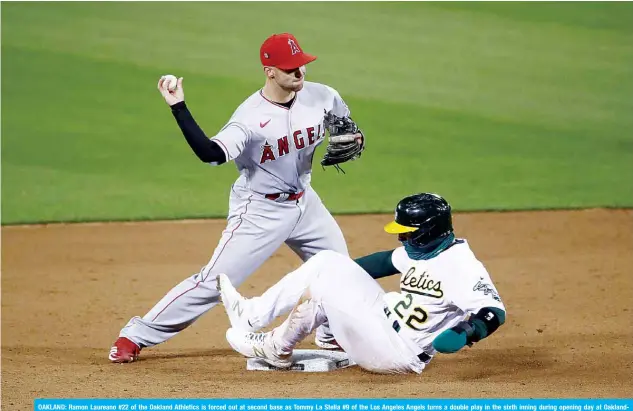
top-left (163, 74), bottom-right (178, 91)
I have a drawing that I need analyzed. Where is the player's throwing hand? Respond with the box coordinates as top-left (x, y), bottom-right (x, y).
top-left (157, 75), bottom-right (184, 106)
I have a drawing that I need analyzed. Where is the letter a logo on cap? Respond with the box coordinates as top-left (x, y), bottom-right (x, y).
top-left (288, 39), bottom-right (301, 56)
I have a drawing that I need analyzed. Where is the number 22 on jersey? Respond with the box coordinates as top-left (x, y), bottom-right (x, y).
top-left (392, 293), bottom-right (429, 331)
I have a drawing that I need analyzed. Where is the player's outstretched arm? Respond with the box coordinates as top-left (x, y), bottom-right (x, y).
top-left (432, 307), bottom-right (506, 354)
top-left (170, 102), bottom-right (227, 164)
top-left (157, 76), bottom-right (227, 165)
top-left (354, 249), bottom-right (399, 279)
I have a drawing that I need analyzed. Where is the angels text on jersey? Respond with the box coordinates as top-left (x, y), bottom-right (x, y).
top-left (259, 123), bottom-right (327, 164)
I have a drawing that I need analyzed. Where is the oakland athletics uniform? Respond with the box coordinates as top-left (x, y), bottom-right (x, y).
top-left (218, 193), bottom-right (507, 373)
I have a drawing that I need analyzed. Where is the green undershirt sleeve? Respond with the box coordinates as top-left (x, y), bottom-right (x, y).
top-left (354, 249), bottom-right (399, 279)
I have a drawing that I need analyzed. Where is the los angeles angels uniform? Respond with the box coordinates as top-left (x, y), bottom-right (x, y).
top-left (118, 81), bottom-right (353, 348)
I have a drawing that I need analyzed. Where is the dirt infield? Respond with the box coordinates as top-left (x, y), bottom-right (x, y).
top-left (2, 209), bottom-right (632, 409)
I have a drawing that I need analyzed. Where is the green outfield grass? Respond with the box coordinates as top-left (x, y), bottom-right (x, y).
top-left (2, 2), bottom-right (632, 224)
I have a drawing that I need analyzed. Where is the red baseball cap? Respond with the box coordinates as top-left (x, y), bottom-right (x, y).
top-left (260, 33), bottom-right (317, 70)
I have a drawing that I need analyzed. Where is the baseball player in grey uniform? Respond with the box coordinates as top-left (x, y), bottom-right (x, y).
top-left (109, 33), bottom-right (364, 363)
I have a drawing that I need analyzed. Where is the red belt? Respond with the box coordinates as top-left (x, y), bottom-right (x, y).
top-left (265, 191), bottom-right (305, 202)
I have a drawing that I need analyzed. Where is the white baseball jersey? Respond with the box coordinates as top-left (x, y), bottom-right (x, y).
top-left (225, 243), bottom-right (504, 374)
top-left (384, 239), bottom-right (506, 354)
top-left (212, 81), bottom-right (350, 194)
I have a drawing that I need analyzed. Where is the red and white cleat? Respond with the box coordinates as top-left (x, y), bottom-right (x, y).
top-left (108, 337), bottom-right (141, 363)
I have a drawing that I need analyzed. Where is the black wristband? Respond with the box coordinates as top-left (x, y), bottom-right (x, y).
top-left (472, 307), bottom-right (502, 335)
top-left (465, 307), bottom-right (505, 344)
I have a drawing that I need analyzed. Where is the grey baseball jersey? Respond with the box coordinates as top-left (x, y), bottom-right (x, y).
top-left (213, 81), bottom-right (350, 194)
top-left (119, 81), bottom-right (351, 347)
